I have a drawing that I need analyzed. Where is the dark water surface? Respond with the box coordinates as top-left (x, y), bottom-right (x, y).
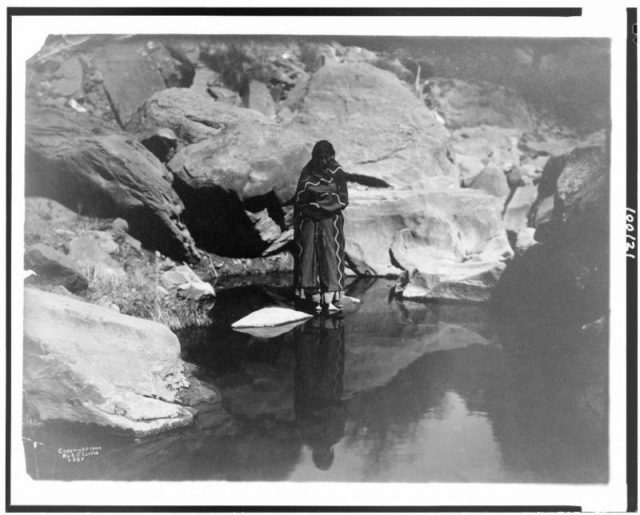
top-left (24, 278), bottom-right (608, 483)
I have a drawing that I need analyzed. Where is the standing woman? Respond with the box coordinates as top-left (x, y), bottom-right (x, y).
top-left (293, 141), bottom-right (349, 313)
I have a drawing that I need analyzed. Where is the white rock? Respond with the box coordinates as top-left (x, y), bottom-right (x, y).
top-left (23, 288), bottom-right (197, 436)
top-left (176, 281), bottom-right (215, 301)
top-left (231, 307), bottom-right (313, 328)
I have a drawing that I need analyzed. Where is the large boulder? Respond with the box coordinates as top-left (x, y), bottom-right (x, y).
top-left (128, 89), bottom-right (309, 256)
top-left (23, 288), bottom-right (213, 435)
top-left (167, 117), bottom-right (309, 203)
top-left (284, 62), bottom-right (457, 189)
top-left (91, 39), bottom-right (195, 125)
top-left (25, 106), bottom-right (199, 261)
top-left (492, 145), bottom-right (608, 322)
top-left (24, 243), bottom-right (89, 293)
top-left (424, 78), bottom-right (534, 130)
top-left (345, 189), bottom-right (512, 282)
top-left (125, 87), bottom-right (267, 144)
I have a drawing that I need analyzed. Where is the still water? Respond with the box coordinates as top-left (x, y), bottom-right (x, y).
top-left (23, 278), bottom-right (608, 483)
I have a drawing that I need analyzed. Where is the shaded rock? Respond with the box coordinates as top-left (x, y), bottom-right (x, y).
top-left (24, 244), bottom-right (89, 293)
top-left (25, 106), bottom-right (198, 261)
top-left (23, 288), bottom-right (203, 436)
top-left (69, 235), bottom-right (125, 279)
top-left (285, 62), bottom-right (457, 189)
top-left (526, 154), bottom-right (569, 228)
top-left (493, 145), bottom-right (608, 322)
top-left (424, 77), bottom-right (533, 130)
top-left (244, 80), bottom-right (276, 117)
top-left (468, 166), bottom-right (510, 198)
top-left (345, 189), bottom-right (513, 283)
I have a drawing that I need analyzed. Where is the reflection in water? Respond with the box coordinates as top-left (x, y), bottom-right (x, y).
top-left (294, 315), bottom-right (346, 471)
top-left (23, 279), bottom-right (608, 483)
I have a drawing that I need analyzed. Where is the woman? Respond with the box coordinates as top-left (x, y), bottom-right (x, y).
top-left (293, 140), bottom-right (349, 313)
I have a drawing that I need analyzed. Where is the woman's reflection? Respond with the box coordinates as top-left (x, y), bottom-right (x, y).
top-left (294, 314), bottom-right (346, 471)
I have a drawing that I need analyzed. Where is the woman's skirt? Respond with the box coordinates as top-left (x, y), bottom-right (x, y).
top-left (293, 212), bottom-right (346, 295)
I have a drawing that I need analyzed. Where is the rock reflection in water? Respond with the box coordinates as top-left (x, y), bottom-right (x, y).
top-left (23, 279), bottom-right (607, 483)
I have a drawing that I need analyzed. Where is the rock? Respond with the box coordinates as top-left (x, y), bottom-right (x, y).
top-left (24, 244), bottom-right (89, 293)
top-left (245, 209), bottom-right (281, 244)
top-left (90, 230), bottom-right (119, 255)
top-left (189, 67), bottom-right (220, 97)
top-left (285, 62), bottom-right (457, 189)
top-left (244, 80), bottom-right (276, 117)
top-left (25, 106), bottom-right (199, 261)
top-left (503, 184), bottom-right (538, 233)
top-left (342, 46), bottom-right (378, 64)
top-left (424, 78), bottom-right (533, 130)
top-left (91, 40), bottom-right (194, 126)
top-left (468, 166), bottom-right (510, 198)
top-left (50, 57), bottom-right (83, 97)
top-left (161, 264), bottom-right (203, 288)
top-left (111, 217), bottom-right (129, 237)
top-left (493, 145), bottom-right (608, 322)
top-left (168, 120), bottom-right (308, 202)
top-left (231, 307), bottom-right (313, 328)
top-left (162, 265), bottom-right (215, 301)
top-left (177, 281), bottom-right (215, 301)
top-left (24, 197), bottom-right (82, 249)
top-left (518, 126), bottom-right (606, 158)
top-left (96, 297), bottom-right (121, 312)
top-left (514, 227), bottom-right (538, 255)
top-left (23, 288), bottom-right (203, 436)
top-left (232, 319), bottom-right (310, 339)
top-left (156, 285), bottom-right (170, 296)
top-left (68, 235), bottom-right (125, 279)
top-left (262, 228), bottom-right (294, 257)
top-left (125, 88), bottom-right (266, 144)
top-left (206, 85), bottom-right (241, 106)
top-left (345, 189), bottom-right (513, 283)
top-left (451, 126), bottom-right (523, 186)
top-left (396, 262), bottom-right (507, 302)
top-left (92, 42), bottom-right (167, 125)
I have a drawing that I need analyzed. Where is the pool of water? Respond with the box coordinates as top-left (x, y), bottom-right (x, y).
top-left (23, 278), bottom-right (608, 483)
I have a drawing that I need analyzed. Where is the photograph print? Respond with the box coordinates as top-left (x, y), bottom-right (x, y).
top-left (6, 6), bottom-right (632, 512)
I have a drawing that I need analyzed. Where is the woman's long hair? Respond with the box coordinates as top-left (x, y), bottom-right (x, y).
top-left (310, 140), bottom-right (338, 171)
